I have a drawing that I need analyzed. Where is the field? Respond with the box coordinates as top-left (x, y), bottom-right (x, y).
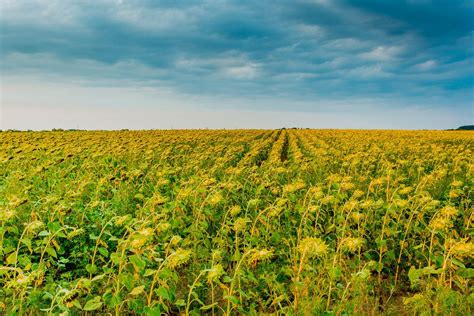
top-left (0, 129), bottom-right (472, 315)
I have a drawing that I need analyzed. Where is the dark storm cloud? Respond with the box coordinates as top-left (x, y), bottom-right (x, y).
top-left (343, 0), bottom-right (473, 40)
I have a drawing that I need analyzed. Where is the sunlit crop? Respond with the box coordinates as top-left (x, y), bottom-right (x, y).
top-left (0, 129), bottom-right (472, 314)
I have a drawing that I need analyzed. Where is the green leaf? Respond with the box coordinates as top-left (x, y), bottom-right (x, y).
top-left (86, 264), bottom-right (98, 274)
top-left (110, 253), bottom-right (121, 264)
top-left (92, 274), bottom-right (105, 282)
top-left (129, 254), bottom-right (146, 271)
top-left (330, 266), bottom-right (342, 279)
top-left (422, 266), bottom-right (443, 275)
top-left (110, 294), bottom-right (121, 308)
top-left (7, 226), bottom-right (19, 235)
top-left (6, 252), bottom-right (17, 265)
top-left (79, 278), bottom-right (92, 290)
top-left (73, 300), bottom-right (82, 309)
top-left (46, 246), bottom-right (57, 258)
top-left (47, 222), bottom-right (61, 233)
top-left (98, 247), bottom-right (109, 257)
top-left (450, 257), bottom-right (465, 268)
top-left (144, 306), bottom-right (161, 316)
top-left (155, 286), bottom-right (171, 301)
top-left (175, 299), bottom-right (186, 307)
top-left (408, 266), bottom-right (422, 287)
top-left (134, 193), bottom-right (145, 200)
top-left (119, 272), bottom-right (134, 290)
top-left (83, 297), bottom-right (103, 311)
top-left (457, 268), bottom-right (474, 279)
top-left (376, 239), bottom-right (387, 248)
top-left (200, 303), bottom-right (217, 311)
top-left (224, 295), bottom-right (240, 305)
top-left (130, 285), bottom-right (145, 296)
top-left (38, 230), bottom-right (50, 237)
top-left (386, 250), bottom-right (396, 260)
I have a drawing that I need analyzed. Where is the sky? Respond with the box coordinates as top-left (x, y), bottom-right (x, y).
top-left (0, 0), bottom-right (473, 130)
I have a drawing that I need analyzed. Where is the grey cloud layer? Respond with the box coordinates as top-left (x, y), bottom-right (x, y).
top-left (1, 0), bottom-right (473, 111)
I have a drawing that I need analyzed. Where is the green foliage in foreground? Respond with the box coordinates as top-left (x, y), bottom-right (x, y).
top-left (0, 129), bottom-right (473, 315)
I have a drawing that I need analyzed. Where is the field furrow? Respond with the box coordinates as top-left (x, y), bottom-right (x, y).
top-left (267, 130), bottom-right (287, 164)
top-left (288, 130), bottom-right (303, 163)
top-left (237, 130), bottom-right (279, 168)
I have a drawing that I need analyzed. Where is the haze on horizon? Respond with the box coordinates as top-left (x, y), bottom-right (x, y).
top-left (0, 0), bottom-right (473, 130)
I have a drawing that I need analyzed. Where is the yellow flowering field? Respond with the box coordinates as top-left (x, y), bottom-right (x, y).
top-left (0, 129), bottom-right (472, 315)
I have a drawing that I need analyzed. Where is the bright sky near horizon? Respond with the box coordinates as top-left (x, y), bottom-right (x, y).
top-left (0, 0), bottom-right (473, 130)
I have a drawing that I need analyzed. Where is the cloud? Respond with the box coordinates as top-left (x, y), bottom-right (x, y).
top-left (347, 65), bottom-right (392, 78)
top-left (360, 46), bottom-right (404, 61)
top-left (415, 59), bottom-right (437, 70)
top-left (0, 0), bottom-right (472, 129)
top-left (222, 63), bottom-right (260, 79)
top-left (174, 54), bottom-right (261, 79)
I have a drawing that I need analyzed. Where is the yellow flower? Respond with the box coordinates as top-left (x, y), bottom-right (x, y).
top-left (308, 205), bottom-right (320, 214)
top-left (352, 190), bottom-right (365, 199)
top-left (0, 209), bottom-right (16, 222)
top-left (27, 220), bottom-right (44, 232)
top-left (298, 237), bottom-right (328, 258)
top-left (399, 186), bottom-right (413, 195)
top-left (351, 212), bottom-right (365, 223)
top-left (283, 181), bottom-right (306, 194)
top-left (326, 174), bottom-right (342, 183)
top-left (343, 200), bottom-right (358, 212)
top-left (268, 207), bottom-right (282, 217)
top-left (360, 200), bottom-right (374, 209)
top-left (320, 195), bottom-right (335, 205)
top-left (394, 199), bottom-right (409, 209)
top-left (156, 178), bottom-right (170, 187)
top-left (341, 237), bottom-right (365, 253)
top-left (115, 215), bottom-right (131, 226)
top-left (67, 228), bottom-right (85, 239)
top-left (441, 206), bottom-right (458, 218)
top-left (429, 217), bottom-right (451, 231)
top-left (139, 228), bottom-right (154, 237)
top-left (169, 235), bottom-right (182, 246)
top-left (233, 218), bottom-right (250, 232)
top-left (340, 182), bottom-right (355, 191)
top-left (149, 193), bottom-right (168, 206)
top-left (370, 177), bottom-right (384, 186)
top-left (129, 234), bottom-right (148, 250)
top-left (451, 180), bottom-right (463, 188)
top-left (426, 199), bottom-right (440, 209)
top-left (177, 188), bottom-right (193, 199)
top-left (167, 248), bottom-right (192, 269)
top-left (156, 222), bottom-right (171, 233)
top-left (9, 196), bottom-right (28, 208)
top-left (208, 192), bottom-right (223, 206)
top-left (229, 205), bottom-right (241, 217)
top-left (450, 241), bottom-right (474, 258)
top-left (275, 166), bottom-right (287, 173)
top-left (207, 264), bottom-right (225, 284)
top-left (312, 190), bottom-right (325, 199)
top-left (248, 248), bottom-right (274, 265)
top-left (448, 190), bottom-right (459, 198)
top-left (211, 249), bottom-right (223, 262)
